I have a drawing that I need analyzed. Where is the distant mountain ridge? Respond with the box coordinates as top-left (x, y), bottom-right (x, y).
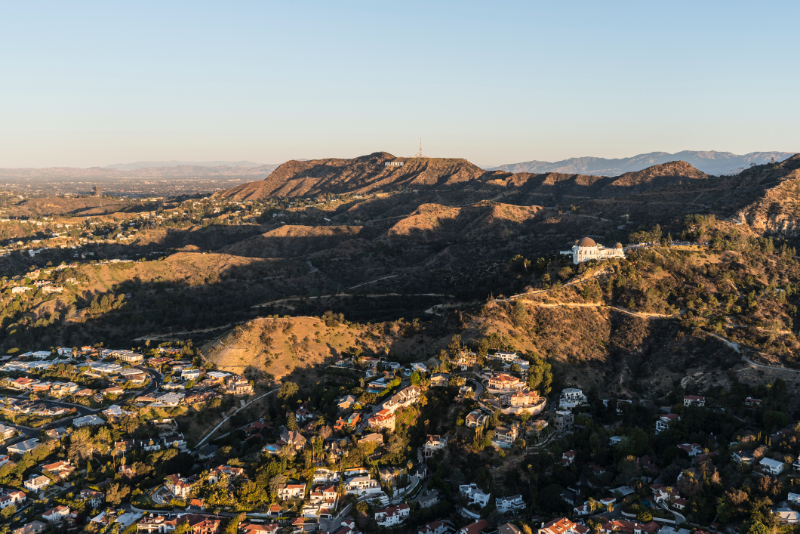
top-left (105, 160), bottom-right (262, 170)
top-left (490, 150), bottom-right (794, 176)
top-left (0, 163), bottom-right (280, 179)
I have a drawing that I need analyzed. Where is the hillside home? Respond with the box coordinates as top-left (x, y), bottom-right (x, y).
top-left (678, 443), bottom-right (703, 457)
top-left (554, 411), bottom-right (574, 432)
top-left (459, 483), bottom-right (491, 507)
top-left (337, 395), bottom-right (357, 411)
top-left (745, 397), bottom-right (762, 407)
top-left (559, 388), bottom-right (588, 409)
top-left (385, 386), bottom-right (421, 412)
top-left (683, 395), bottom-right (705, 407)
top-left (423, 435), bottom-right (448, 457)
top-left (240, 523), bottom-right (279, 534)
top-left (430, 374), bottom-right (449, 387)
top-left (418, 521), bottom-right (448, 534)
top-left (42, 460), bottom-right (75, 479)
top-left (487, 373), bottom-right (525, 392)
top-left (539, 518), bottom-right (590, 534)
top-left (73, 414), bottom-right (104, 427)
top-left (367, 409), bottom-right (396, 431)
top-left (0, 490), bottom-right (26, 510)
top-left (334, 413), bottom-right (361, 431)
top-left (43, 505), bottom-right (71, 523)
top-left (278, 483), bottom-right (306, 500)
top-left (460, 520), bottom-right (491, 534)
top-left (494, 425), bottom-right (519, 447)
top-left (358, 433), bottom-right (383, 446)
top-left (760, 457), bottom-right (785, 476)
top-left (0, 424), bottom-right (16, 440)
top-left (79, 489), bottom-right (105, 508)
top-left (165, 474), bottom-right (193, 498)
top-left (346, 475), bottom-right (381, 496)
top-left (278, 430), bottom-right (306, 452)
top-left (465, 409), bottom-right (489, 428)
top-left (375, 503), bottom-right (411, 527)
top-left (14, 521), bottom-right (47, 534)
top-left (208, 465), bottom-right (244, 484)
top-left (732, 450), bottom-right (755, 464)
top-left (223, 375), bottom-right (253, 396)
top-left (562, 450), bottom-right (577, 465)
top-left (497, 494), bottom-right (525, 514)
top-left (24, 474), bottom-right (51, 492)
top-left (656, 414), bottom-right (679, 434)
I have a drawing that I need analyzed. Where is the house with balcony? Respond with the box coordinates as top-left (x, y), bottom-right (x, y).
top-left (375, 503), bottom-right (410, 527)
top-left (459, 483), bottom-right (490, 507)
top-left (346, 475), bottom-right (381, 497)
top-left (497, 494), bottom-right (525, 514)
top-left (278, 483), bottom-right (306, 500)
top-left (760, 457), bottom-right (785, 476)
top-left (656, 414), bottom-right (679, 434)
top-left (423, 435), bottom-right (448, 458)
top-left (367, 409), bottom-right (396, 431)
top-left (24, 474), bottom-right (51, 493)
top-left (465, 409), bottom-right (489, 428)
top-left (558, 388), bottom-right (588, 410)
top-left (164, 474), bottom-right (193, 499)
top-left (487, 374), bottom-right (525, 392)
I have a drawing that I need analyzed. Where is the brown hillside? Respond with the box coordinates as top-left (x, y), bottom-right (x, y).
top-left (217, 152), bottom-right (490, 200)
top-left (220, 225), bottom-right (365, 259)
top-left (384, 202), bottom-right (544, 243)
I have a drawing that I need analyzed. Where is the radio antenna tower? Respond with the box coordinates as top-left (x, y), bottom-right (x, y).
top-left (414, 138), bottom-right (427, 158)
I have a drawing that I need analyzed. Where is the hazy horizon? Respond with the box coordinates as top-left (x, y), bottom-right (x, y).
top-left (1, 1), bottom-right (798, 168)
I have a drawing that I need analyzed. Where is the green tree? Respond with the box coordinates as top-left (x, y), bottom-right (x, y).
top-left (763, 411), bottom-right (788, 433)
top-left (513, 300), bottom-right (528, 328)
top-left (410, 372), bottom-right (420, 386)
top-left (741, 520), bottom-right (769, 534)
top-left (279, 381), bottom-right (299, 401)
top-left (527, 355), bottom-right (553, 395)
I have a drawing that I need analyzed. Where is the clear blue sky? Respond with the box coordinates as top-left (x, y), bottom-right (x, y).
top-left (1, 1), bottom-right (798, 168)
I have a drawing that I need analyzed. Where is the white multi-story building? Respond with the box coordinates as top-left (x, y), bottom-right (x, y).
top-left (760, 457), bottom-right (785, 476)
top-left (559, 388), bottom-right (588, 410)
top-left (656, 414), bottom-right (679, 434)
top-left (423, 435), bottom-right (448, 458)
top-left (375, 504), bottom-right (411, 527)
top-left (459, 483), bottom-right (490, 507)
top-left (496, 495), bottom-right (525, 514)
top-left (346, 476), bottom-right (381, 497)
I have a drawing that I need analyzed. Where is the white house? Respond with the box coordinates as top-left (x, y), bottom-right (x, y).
top-left (42, 505), bottom-right (71, 523)
top-left (678, 443), bottom-right (703, 457)
top-left (760, 457), bottom-right (785, 476)
top-left (788, 493), bottom-right (800, 505)
top-left (374, 503), bottom-right (411, 527)
top-left (656, 414), bottom-right (679, 434)
top-left (459, 483), bottom-right (490, 507)
top-left (423, 435), bottom-right (448, 458)
top-left (560, 237), bottom-right (625, 265)
top-left (732, 450), bottom-right (755, 464)
top-left (559, 388), bottom-right (588, 410)
top-left (496, 495), bottom-right (525, 514)
top-left (24, 474), bottom-right (51, 492)
top-left (683, 395), bottom-right (705, 407)
top-left (72, 415), bottom-right (105, 427)
top-left (0, 490), bottom-right (26, 510)
top-left (346, 476), bottom-right (381, 497)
